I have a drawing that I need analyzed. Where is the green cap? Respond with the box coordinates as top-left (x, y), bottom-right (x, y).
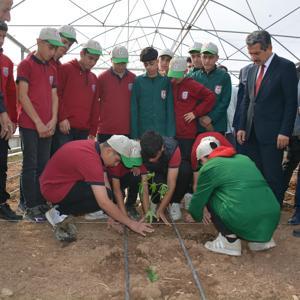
top-left (39, 27), bottom-right (64, 47)
top-left (82, 39), bottom-right (102, 55)
top-left (167, 56), bottom-right (186, 78)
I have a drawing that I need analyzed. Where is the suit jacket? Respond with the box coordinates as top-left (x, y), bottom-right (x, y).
top-left (238, 54), bottom-right (298, 144)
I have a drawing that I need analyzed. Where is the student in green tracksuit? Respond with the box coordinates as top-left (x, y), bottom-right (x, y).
top-left (191, 42), bottom-right (232, 133)
top-left (130, 47), bottom-right (175, 139)
top-left (187, 136), bottom-right (280, 256)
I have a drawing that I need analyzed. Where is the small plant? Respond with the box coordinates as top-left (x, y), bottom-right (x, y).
top-left (146, 266), bottom-right (159, 282)
top-left (139, 172), bottom-right (168, 224)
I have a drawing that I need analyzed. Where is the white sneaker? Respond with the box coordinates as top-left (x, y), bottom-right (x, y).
top-left (183, 193), bottom-right (193, 210)
top-left (205, 233), bottom-right (242, 256)
top-left (84, 210), bottom-right (108, 220)
top-left (169, 203), bottom-right (182, 221)
top-left (248, 238), bottom-right (276, 251)
top-left (45, 207), bottom-right (68, 227)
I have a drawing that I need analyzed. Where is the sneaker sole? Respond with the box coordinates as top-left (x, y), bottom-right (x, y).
top-left (204, 243), bottom-right (241, 256)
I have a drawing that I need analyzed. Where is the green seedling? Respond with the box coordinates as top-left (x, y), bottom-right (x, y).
top-left (146, 266), bottom-right (159, 282)
top-left (139, 173), bottom-right (169, 224)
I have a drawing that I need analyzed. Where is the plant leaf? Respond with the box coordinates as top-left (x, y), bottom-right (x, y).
top-left (146, 266), bottom-right (159, 282)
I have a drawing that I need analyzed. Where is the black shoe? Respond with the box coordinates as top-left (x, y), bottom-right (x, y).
top-left (126, 205), bottom-right (140, 220)
top-left (0, 203), bottom-right (23, 221)
top-left (293, 229), bottom-right (300, 238)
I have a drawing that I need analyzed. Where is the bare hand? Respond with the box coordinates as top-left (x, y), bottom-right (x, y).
top-left (184, 112), bottom-right (196, 123)
top-left (0, 112), bottom-right (14, 140)
top-left (202, 206), bottom-right (211, 225)
top-left (199, 115), bottom-right (212, 127)
top-left (107, 217), bottom-right (123, 234)
top-left (59, 119), bottom-right (71, 135)
top-left (131, 167), bottom-right (141, 176)
top-left (156, 206), bottom-right (171, 226)
top-left (236, 130), bottom-right (246, 145)
top-left (128, 219), bottom-right (154, 236)
top-left (35, 121), bottom-right (50, 138)
top-left (46, 118), bottom-right (57, 136)
top-left (184, 212), bottom-right (195, 223)
top-left (277, 134), bottom-right (289, 149)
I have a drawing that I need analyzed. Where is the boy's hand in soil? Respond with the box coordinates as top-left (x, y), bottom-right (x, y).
top-left (156, 206), bottom-right (171, 226)
top-left (128, 218), bottom-right (154, 236)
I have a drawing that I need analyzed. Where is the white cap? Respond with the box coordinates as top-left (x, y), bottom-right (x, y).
top-left (196, 136), bottom-right (220, 160)
top-left (159, 48), bottom-right (174, 58)
top-left (39, 27), bottom-right (64, 47)
top-left (111, 46), bottom-right (129, 63)
top-left (167, 56), bottom-right (187, 78)
top-left (106, 135), bottom-right (142, 168)
top-left (59, 25), bottom-right (77, 42)
top-left (82, 39), bottom-right (102, 55)
top-left (201, 42), bottom-right (218, 55)
top-left (188, 42), bottom-right (202, 53)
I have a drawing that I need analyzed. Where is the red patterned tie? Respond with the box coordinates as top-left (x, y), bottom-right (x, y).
top-left (255, 64), bottom-right (265, 96)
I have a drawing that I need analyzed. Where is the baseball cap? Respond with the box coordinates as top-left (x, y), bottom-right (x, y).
top-left (188, 42), bottom-right (202, 53)
top-left (201, 42), bottom-right (218, 55)
top-left (167, 56), bottom-right (187, 78)
top-left (59, 25), bottom-right (77, 43)
top-left (196, 136), bottom-right (220, 160)
top-left (140, 47), bottom-right (158, 62)
top-left (111, 46), bottom-right (129, 63)
top-left (82, 39), bottom-right (102, 55)
top-left (159, 48), bottom-right (174, 58)
top-left (39, 27), bottom-right (65, 47)
top-left (107, 135), bottom-right (142, 168)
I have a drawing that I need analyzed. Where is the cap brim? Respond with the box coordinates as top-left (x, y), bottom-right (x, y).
top-left (86, 48), bottom-right (102, 55)
top-left (201, 48), bottom-right (218, 55)
top-left (121, 155), bottom-right (142, 168)
top-left (167, 70), bottom-right (185, 78)
top-left (112, 57), bottom-right (129, 63)
top-left (188, 48), bottom-right (201, 53)
top-left (60, 32), bottom-right (77, 43)
top-left (46, 39), bottom-right (65, 47)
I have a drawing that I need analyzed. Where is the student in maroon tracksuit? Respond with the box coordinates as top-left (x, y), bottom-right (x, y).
top-left (97, 46), bottom-right (135, 143)
top-left (17, 27), bottom-right (64, 222)
top-left (50, 25), bottom-right (77, 154)
top-left (55, 39), bottom-right (101, 150)
top-left (0, 20), bottom-right (21, 220)
top-left (167, 56), bottom-right (216, 161)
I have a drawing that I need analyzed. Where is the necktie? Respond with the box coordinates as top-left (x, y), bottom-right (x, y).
top-left (255, 64), bottom-right (265, 96)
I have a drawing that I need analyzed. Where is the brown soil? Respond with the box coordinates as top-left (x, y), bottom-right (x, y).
top-left (1, 161), bottom-right (299, 300)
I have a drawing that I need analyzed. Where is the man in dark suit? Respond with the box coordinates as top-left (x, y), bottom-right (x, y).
top-left (237, 30), bottom-right (298, 205)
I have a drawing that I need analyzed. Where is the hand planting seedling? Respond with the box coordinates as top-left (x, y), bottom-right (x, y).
top-left (139, 172), bottom-right (168, 224)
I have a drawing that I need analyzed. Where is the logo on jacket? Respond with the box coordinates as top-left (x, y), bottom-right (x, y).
top-left (128, 83), bottom-right (133, 91)
top-left (161, 89), bottom-right (167, 100)
top-left (214, 85), bottom-right (222, 95)
top-left (49, 76), bottom-right (54, 86)
top-left (182, 91), bottom-right (189, 100)
top-left (92, 84), bottom-right (96, 93)
top-left (2, 67), bottom-right (8, 77)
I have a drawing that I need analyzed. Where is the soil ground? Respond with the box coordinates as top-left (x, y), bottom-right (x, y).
top-left (0, 159), bottom-right (299, 300)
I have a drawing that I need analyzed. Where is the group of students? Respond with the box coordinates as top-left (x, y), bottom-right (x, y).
top-left (0, 10), bottom-right (298, 256)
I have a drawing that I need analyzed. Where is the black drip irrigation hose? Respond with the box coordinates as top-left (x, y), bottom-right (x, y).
top-left (168, 209), bottom-right (207, 300)
top-left (123, 226), bottom-right (130, 300)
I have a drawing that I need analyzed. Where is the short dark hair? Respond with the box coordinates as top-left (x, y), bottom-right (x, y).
top-left (140, 131), bottom-right (163, 161)
top-left (186, 57), bottom-right (192, 63)
top-left (246, 30), bottom-right (272, 51)
top-left (0, 21), bottom-right (8, 32)
top-left (140, 47), bottom-right (158, 62)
